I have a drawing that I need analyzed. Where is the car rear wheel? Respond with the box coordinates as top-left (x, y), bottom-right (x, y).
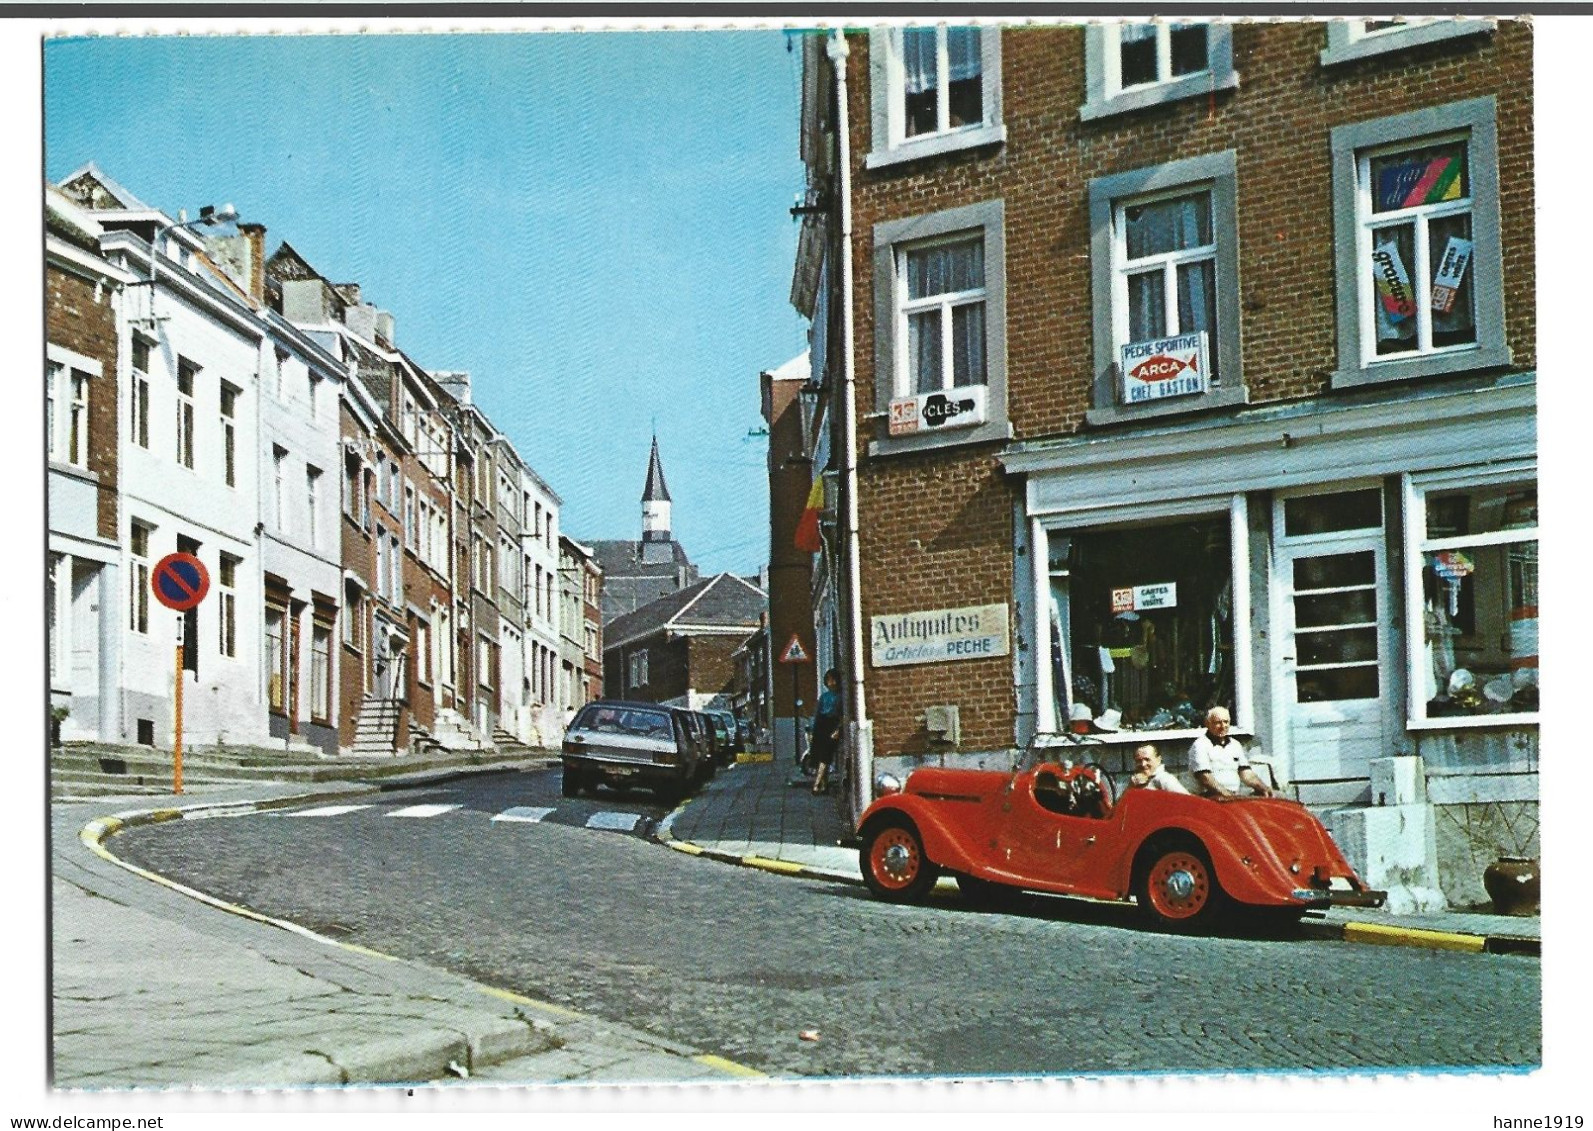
top-left (861, 818), bottom-right (939, 903)
top-left (1135, 836), bottom-right (1226, 932)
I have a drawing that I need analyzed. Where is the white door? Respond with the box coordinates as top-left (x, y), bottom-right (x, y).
top-left (1274, 488), bottom-right (1392, 784)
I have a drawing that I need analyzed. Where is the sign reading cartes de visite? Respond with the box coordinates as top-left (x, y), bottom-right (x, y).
top-left (1111, 582), bottom-right (1178, 613)
top-left (871, 603), bottom-right (1010, 668)
top-left (1120, 331), bottom-right (1209, 404)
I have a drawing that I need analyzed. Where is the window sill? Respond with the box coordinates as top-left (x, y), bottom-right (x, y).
top-left (48, 460), bottom-right (97, 483)
top-left (868, 416), bottom-right (1013, 459)
top-left (864, 123), bottom-right (1007, 171)
top-left (342, 642), bottom-right (363, 657)
top-left (1320, 21), bottom-right (1493, 67)
top-left (1406, 713), bottom-right (1539, 732)
top-left (1331, 343), bottom-right (1513, 390)
top-left (1085, 383), bottom-right (1250, 428)
top-left (1080, 70), bottom-right (1240, 123)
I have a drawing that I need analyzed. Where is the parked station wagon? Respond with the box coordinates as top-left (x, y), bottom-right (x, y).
top-left (561, 700), bottom-right (706, 803)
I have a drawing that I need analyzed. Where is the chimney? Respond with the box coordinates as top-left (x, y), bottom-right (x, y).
top-left (240, 223), bottom-right (267, 304)
top-left (375, 310), bottom-right (395, 345)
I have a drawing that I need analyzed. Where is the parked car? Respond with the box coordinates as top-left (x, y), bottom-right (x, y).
top-left (561, 700), bottom-right (704, 803)
top-left (703, 709), bottom-right (739, 763)
top-left (856, 736), bottom-right (1385, 932)
top-left (680, 711), bottom-right (718, 781)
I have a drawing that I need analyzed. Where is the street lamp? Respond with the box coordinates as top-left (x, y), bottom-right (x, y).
top-left (140, 202), bottom-right (240, 325)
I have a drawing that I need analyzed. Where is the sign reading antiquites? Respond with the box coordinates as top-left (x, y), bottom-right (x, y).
top-left (871, 603), bottom-right (1010, 668)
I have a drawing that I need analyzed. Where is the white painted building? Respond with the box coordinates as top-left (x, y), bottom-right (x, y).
top-left (521, 463), bottom-right (563, 746)
top-left (66, 170), bottom-right (275, 752)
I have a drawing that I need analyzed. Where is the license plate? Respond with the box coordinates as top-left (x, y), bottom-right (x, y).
top-left (605, 766), bottom-right (637, 778)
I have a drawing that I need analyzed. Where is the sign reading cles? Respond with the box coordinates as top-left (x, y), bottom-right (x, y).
top-left (151, 552), bottom-right (211, 612)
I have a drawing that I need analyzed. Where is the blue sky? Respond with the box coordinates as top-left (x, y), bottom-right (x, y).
top-left (44, 30), bottom-right (809, 576)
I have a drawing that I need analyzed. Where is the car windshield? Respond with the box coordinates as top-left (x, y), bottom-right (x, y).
top-left (1018, 731), bottom-right (1103, 773)
top-left (578, 707), bottom-right (673, 740)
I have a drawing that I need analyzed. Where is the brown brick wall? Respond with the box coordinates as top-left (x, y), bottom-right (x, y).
top-left (46, 262), bottom-right (120, 541)
top-left (766, 375), bottom-right (818, 716)
top-left (686, 634), bottom-right (746, 701)
top-left (838, 21), bottom-right (1534, 758)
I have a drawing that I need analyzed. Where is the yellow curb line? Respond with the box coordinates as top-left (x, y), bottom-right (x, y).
top-left (1342, 921), bottom-right (1485, 953)
top-left (693, 1054), bottom-right (767, 1078)
top-left (669, 841), bottom-right (705, 856)
top-left (735, 753), bottom-right (773, 764)
top-left (477, 984), bottom-right (585, 1020)
top-left (742, 856), bottom-right (804, 875)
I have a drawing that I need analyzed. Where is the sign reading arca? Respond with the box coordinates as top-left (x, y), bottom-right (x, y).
top-left (871, 602), bottom-right (1010, 668)
top-left (1119, 331), bottom-right (1209, 404)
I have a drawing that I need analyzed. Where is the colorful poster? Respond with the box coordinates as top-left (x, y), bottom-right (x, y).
top-left (1431, 236), bottom-right (1473, 314)
top-left (1376, 152), bottom-right (1464, 212)
top-left (1372, 241), bottom-right (1417, 324)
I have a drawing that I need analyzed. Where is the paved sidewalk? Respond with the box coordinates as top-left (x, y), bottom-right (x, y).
top-left (662, 750), bottom-right (1540, 955)
top-left (50, 771), bottom-right (759, 1091)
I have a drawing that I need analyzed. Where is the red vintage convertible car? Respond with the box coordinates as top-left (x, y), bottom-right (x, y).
top-left (857, 740), bottom-right (1384, 931)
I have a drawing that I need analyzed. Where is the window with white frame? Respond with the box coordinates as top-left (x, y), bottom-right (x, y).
top-left (628, 649), bottom-right (649, 691)
top-left (873, 199), bottom-right (1008, 451)
top-left (220, 383), bottom-right (238, 487)
top-left (1410, 474), bottom-right (1537, 723)
top-left (344, 580), bottom-right (363, 649)
top-left (46, 359), bottom-right (91, 468)
top-left (867, 26), bottom-right (1005, 169)
top-left (306, 466), bottom-right (322, 548)
top-left (1087, 151), bottom-right (1244, 423)
top-left (308, 373), bottom-right (323, 420)
top-left (404, 484), bottom-right (417, 549)
top-left (389, 531), bottom-right (403, 607)
top-left (266, 605), bottom-right (286, 711)
top-left (218, 553), bottom-right (238, 658)
top-left (376, 526), bottom-right (389, 603)
top-left (175, 358), bottom-right (197, 469)
top-left (1320, 18), bottom-right (1494, 67)
top-left (273, 447), bottom-right (289, 533)
top-left (129, 521), bottom-right (151, 634)
top-left (130, 335), bottom-right (151, 449)
top-left (1330, 98), bottom-right (1509, 387)
top-left (1045, 507), bottom-right (1243, 738)
top-left (1081, 23), bottom-right (1238, 122)
top-left (311, 621), bottom-right (332, 721)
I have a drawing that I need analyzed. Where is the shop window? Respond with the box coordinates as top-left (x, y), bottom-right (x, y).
top-left (266, 606), bottom-right (286, 712)
top-left (311, 622), bottom-right (332, 722)
top-left (867, 26), bottom-right (1005, 169)
top-left (1320, 18), bottom-right (1493, 67)
top-left (1087, 152), bottom-right (1246, 425)
top-left (872, 199), bottom-right (1009, 453)
top-left (1080, 23), bottom-right (1239, 122)
top-left (1412, 476), bottom-right (1538, 722)
top-left (1047, 517), bottom-right (1237, 735)
top-left (1330, 97), bottom-right (1510, 388)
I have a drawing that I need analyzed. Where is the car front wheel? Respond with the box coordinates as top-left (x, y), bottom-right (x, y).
top-left (861, 817), bottom-right (939, 903)
top-left (1135, 836), bottom-right (1226, 932)
top-left (561, 769), bottom-right (584, 798)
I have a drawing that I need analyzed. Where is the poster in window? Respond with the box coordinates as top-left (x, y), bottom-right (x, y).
top-left (1119, 331), bottom-right (1208, 404)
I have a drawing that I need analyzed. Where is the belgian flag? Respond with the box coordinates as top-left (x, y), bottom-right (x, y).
top-left (794, 476), bottom-right (825, 553)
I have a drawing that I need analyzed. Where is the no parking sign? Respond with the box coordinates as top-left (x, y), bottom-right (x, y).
top-left (150, 551), bottom-right (209, 795)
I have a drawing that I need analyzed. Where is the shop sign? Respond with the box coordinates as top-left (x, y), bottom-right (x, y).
top-left (1119, 331), bottom-right (1208, 404)
top-left (889, 385), bottom-right (988, 436)
top-left (1430, 236), bottom-right (1473, 314)
top-left (871, 602), bottom-right (1009, 668)
top-left (1111, 583), bottom-right (1178, 613)
top-left (1429, 549), bottom-right (1475, 581)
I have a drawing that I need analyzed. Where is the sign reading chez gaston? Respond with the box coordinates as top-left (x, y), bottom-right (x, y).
top-left (870, 603), bottom-right (1011, 668)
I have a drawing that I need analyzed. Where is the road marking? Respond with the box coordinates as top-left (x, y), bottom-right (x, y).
top-left (287, 805), bottom-right (372, 817)
top-left (491, 806), bottom-right (556, 823)
top-left (586, 811), bottom-right (641, 832)
top-left (388, 803), bottom-right (462, 818)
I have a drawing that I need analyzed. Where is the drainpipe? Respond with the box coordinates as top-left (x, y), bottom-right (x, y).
top-left (827, 29), bottom-right (872, 827)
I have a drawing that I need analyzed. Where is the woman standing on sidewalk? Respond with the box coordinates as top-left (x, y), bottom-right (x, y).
top-left (808, 668), bottom-right (842, 794)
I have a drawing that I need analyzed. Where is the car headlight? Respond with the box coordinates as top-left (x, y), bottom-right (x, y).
top-left (874, 772), bottom-right (902, 796)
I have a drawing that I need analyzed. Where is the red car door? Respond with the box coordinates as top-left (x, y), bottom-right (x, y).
top-left (996, 765), bottom-right (1117, 894)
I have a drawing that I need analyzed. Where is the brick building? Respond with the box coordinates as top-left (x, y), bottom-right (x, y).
top-left (794, 19), bottom-right (1536, 908)
top-left (559, 534), bottom-right (604, 721)
top-left (602, 572), bottom-right (767, 711)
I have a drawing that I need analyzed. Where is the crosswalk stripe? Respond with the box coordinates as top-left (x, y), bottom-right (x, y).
top-left (585, 811), bottom-right (641, 832)
top-left (287, 805), bottom-right (372, 817)
top-left (387, 803), bottom-right (462, 818)
top-left (492, 806), bottom-right (556, 824)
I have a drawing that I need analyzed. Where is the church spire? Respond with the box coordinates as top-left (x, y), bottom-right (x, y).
top-left (641, 435), bottom-right (673, 544)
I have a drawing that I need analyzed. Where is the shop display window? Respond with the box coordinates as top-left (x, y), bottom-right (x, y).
top-left (1048, 518), bottom-right (1234, 733)
top-left (1415, 479), bottom-right (1538, 720)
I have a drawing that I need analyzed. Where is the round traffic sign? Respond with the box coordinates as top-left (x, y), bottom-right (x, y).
top-left (151, 552), bottom-right (211, 612)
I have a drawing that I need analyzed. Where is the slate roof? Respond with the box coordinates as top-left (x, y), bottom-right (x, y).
top-left (604, 573), bottom-right (767, 651)
top-left (642, 435), bottom-right (672, 502)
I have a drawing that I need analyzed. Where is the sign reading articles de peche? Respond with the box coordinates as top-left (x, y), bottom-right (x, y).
top-left (870, 603), bottom-right (1010, 668)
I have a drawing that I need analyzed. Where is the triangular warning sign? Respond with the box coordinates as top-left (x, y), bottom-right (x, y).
top-left (779, 634), bottom-right (811, 664)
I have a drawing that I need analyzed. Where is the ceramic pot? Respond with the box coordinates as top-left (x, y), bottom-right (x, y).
top-left (1482, 856), bottom-right (1540, 916)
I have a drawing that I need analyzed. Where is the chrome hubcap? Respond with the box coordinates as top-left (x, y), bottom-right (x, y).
top-left (1164, 869), bottom-right (1196, 901)
top-left (882, 843), bottom-right (913, 879)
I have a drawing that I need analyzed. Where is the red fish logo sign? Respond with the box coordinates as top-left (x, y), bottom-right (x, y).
top-left (1129, 352), bottom-right (1197, 384)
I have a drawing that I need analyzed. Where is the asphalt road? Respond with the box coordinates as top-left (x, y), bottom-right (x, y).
top-left (113, 766), bottom-right (1542, 1080)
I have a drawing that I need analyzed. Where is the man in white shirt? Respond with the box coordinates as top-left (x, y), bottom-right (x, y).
top-left (1128, 744), bottom-right (1188, 793)
top-left (1187, 707), bottom-right (1273, 799)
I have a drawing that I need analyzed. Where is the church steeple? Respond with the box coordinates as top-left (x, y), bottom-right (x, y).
top-left (641, 435), bottom-right (673, 544)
